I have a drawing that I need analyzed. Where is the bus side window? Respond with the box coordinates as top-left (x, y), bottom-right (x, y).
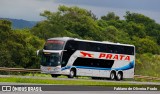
top-left (65, 40), bottom-right (77, 51)
top-left (87, 42), bottom-right (96, 52)
top-left (125, 46), bottom-right (134, 55)
top-left (117, 45), bottom-right (124, 54)
top-left (107, 44), bottom-right (113, 53)
top-left (78, 42), bottom-right (88, 51)
top-left (90, 43), bottom-right (102, 52)
top-left (99, 44), bottom-right (107, 52)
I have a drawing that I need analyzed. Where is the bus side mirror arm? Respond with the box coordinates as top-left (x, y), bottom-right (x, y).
top-left (36, 50), bottom-right (40, 56)
top-left (62, 50), bottom-right (67, 52)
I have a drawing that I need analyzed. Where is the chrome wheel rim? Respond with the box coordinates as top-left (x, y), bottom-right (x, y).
top-left (70, 71), bottom-right (74, 77)
top-left (111, 73), bottom-right (114, 79)
top-left (117, 74), bottom-right (121, 80)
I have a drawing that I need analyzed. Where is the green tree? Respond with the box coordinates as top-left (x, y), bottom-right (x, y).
top-left (0, 20), bottom-right (14, 67)
top-left (103, 26), bottom-right (118, 42)
top-left (101, 12), bottom-right (119, 21)
top-left (125, 22), bottom-right (146, 38)
top-left (136, 53), bottom-right (160, 77)
top-left (0, 20), bottom-right (44, 68)
top-left (58, 5), bottom-right (103, 40)
top-left (0, 44), bottom-right (15, 67)
top-left (0, 20), bottom-right (12, 31)
top-left (124, 11), bottom-right (155, 24)
top-left (7, 29), bottom-right (44, 68)
top-left (32, 5), bottom-right (103, 41)
top-left (124, 11), bottom-right (160, 43)
top-left (132, 36), bottom-right (160, 54)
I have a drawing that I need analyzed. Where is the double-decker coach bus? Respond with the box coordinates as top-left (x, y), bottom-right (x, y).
top-left (38, 37), bottom-right (135, 80)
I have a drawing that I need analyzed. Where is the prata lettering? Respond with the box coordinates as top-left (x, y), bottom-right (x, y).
top-left (99, 53), bottom-right (130, 61)
top-left (80, 51), bottom-right (131, 61)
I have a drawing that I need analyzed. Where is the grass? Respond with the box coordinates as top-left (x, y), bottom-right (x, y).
top-left (26, 73), bottom-right (91, 79)
top-left (2, 72), bottom-right (159, 83)
top-left (134, 78), bottom-right (160, 82)
top-left (1, 76), bottom-right (160, 91)
top-left (1, 71), bottom-right (160, 84)
top-left (25, 73), bottom-right (160, 82)
top-left (26, 73), bottom-right (52, 77)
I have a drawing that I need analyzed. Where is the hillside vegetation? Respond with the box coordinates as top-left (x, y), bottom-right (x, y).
top-left (0, 18), bottom-right (37, 29)
top-left (0, 5), bottom-right (160, 77)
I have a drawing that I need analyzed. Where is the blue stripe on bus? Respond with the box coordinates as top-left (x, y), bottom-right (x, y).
top-left (61, 61), bottom-right (134, 71)
top-left (61, 66), bottom-right (72, 71)
top-left (114, 60), bottom-right (134, 71)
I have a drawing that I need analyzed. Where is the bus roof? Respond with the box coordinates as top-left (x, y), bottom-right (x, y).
top-left (48, 37), bottom-right (135, 47)
top-left (48, 37), bottom-right (74, 41)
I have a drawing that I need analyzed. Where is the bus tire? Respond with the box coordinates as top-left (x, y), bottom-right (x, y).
top-left (91, 77), bottom-right (98, 79)
top-left (68, 69), bottom-right (76, 78)
top-left (51, 74), bottom-right (59, 78)
top-left (116, 71), bottom-right (123, 81)
top-left (110, 71), bottom-right (116, 80)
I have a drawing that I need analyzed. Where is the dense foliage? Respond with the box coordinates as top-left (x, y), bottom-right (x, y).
top-left (0, 20), bottom-right (44, 68)
top-left (0, 6), bottom-right (160, 77)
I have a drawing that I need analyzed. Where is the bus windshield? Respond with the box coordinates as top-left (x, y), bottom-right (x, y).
top-left (41, 53), bottom-right (60, 66)
top-left (44, 40), bottom-right (65, 50)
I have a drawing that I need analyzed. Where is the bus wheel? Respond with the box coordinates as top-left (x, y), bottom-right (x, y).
top-left (110, 71), bottom-right (116, 80)
top-left (51, 74), bottom-right (59, 78)
top-left (68, 69), bottom-right (76, 78)
top-left (91, 77), bottom-right (97, 79)
top-left (116, 72), bottom-right (123, 81)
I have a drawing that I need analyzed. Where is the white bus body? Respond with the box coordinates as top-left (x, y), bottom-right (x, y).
top-left (39, 37), bottom-right (135, 80)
